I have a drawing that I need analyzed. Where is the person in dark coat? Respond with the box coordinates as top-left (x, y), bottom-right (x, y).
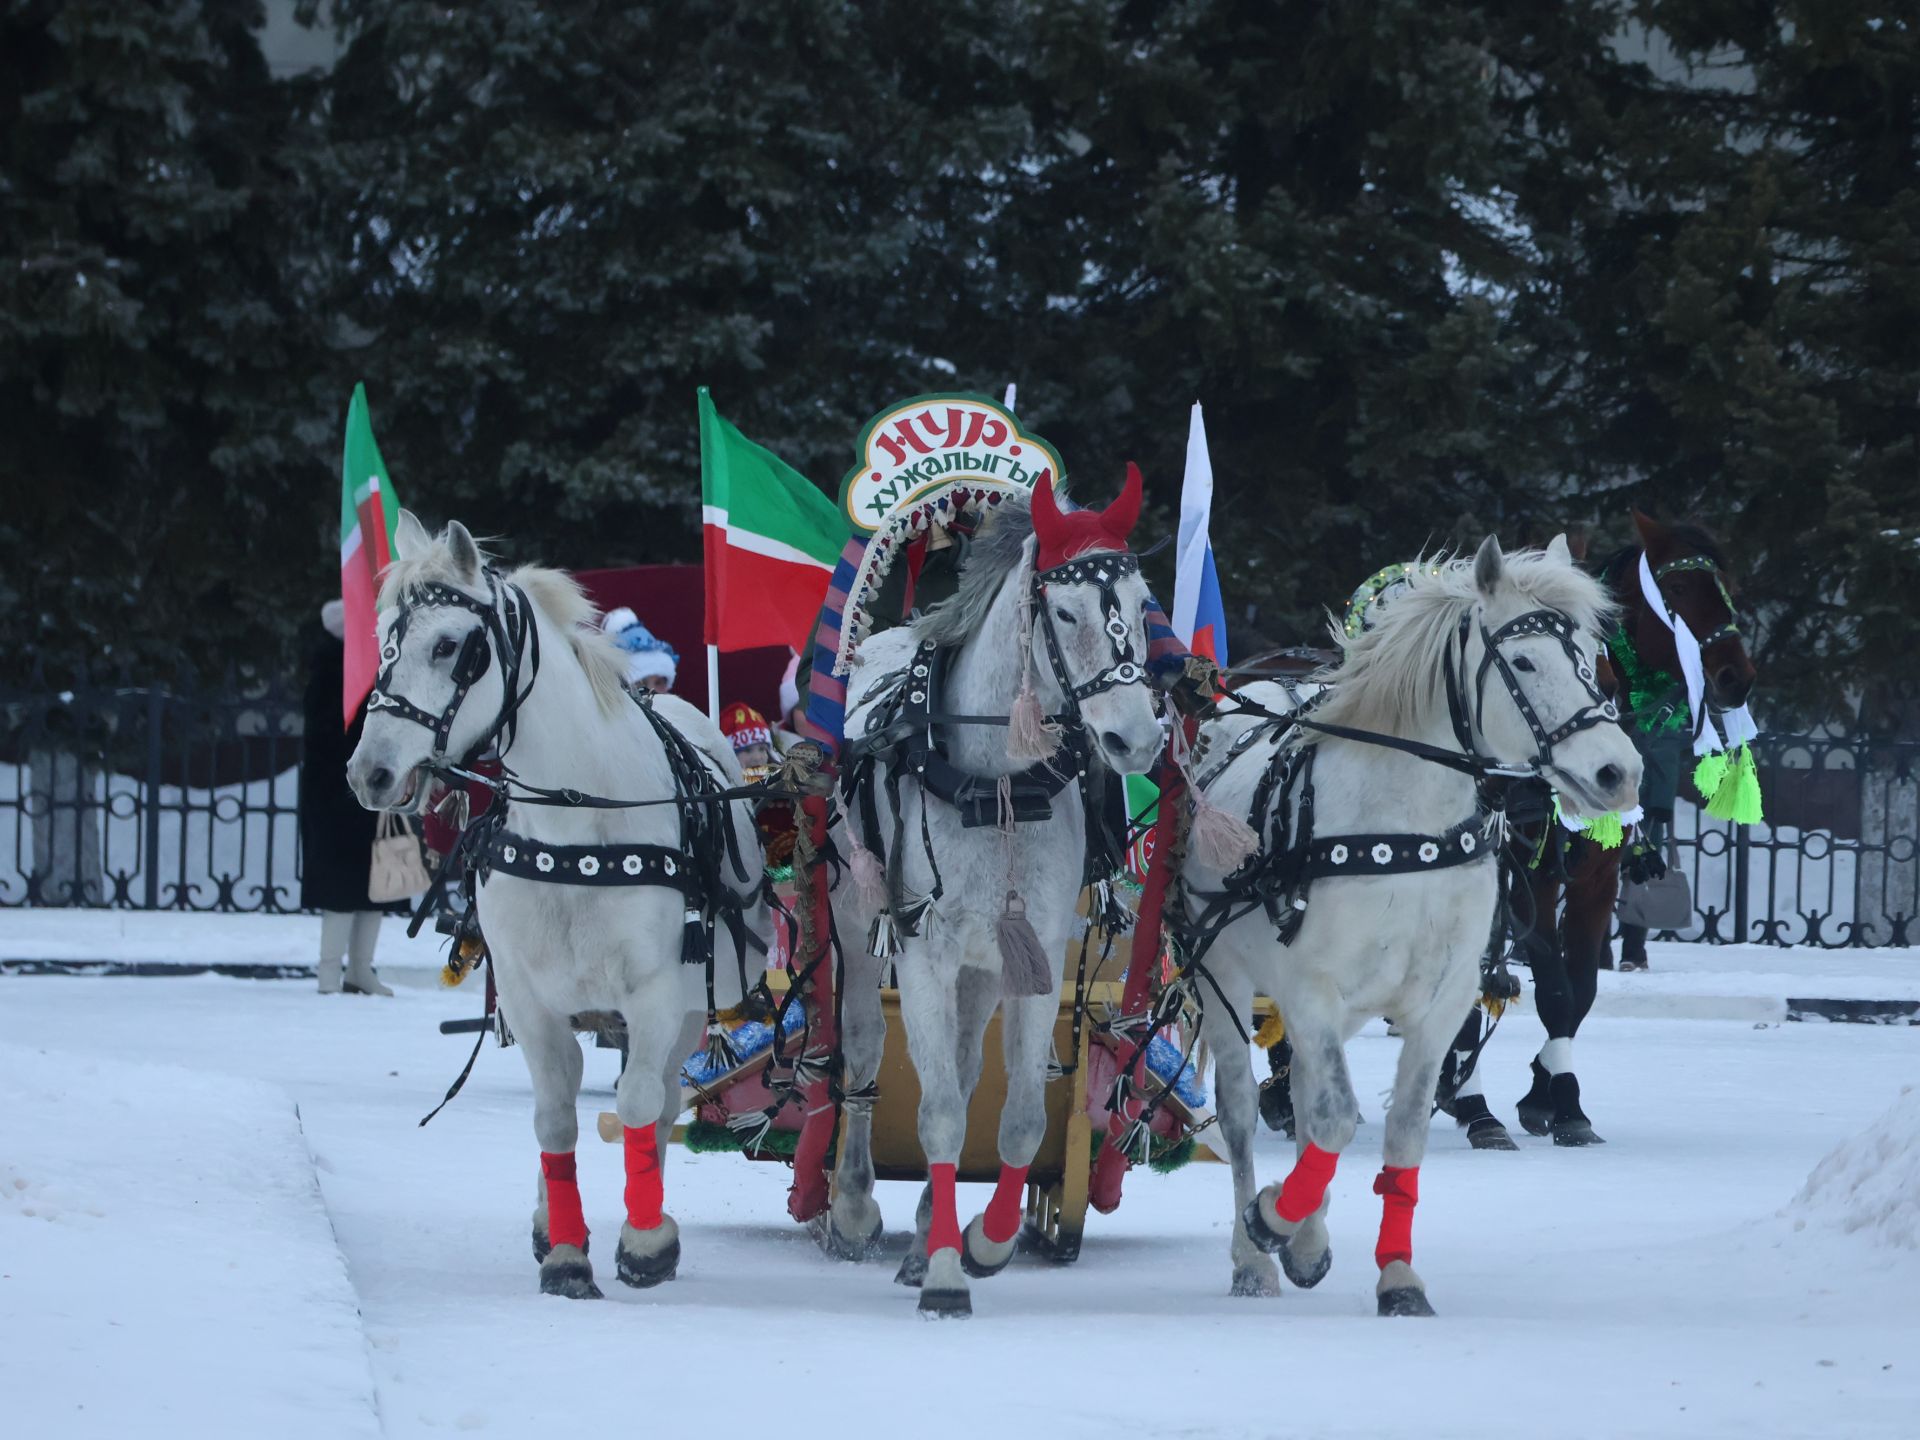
top-left (300, 600), bottom-right (394, 995)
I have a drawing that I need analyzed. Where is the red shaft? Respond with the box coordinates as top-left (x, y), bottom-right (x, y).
top-left (786, 793), bottom-right (837, 1224)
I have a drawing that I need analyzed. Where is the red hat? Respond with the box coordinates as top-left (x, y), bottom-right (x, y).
top-left (1031, 463), bottom-right (1144, 571)
top-left (720, 703), bottom-right (772, 752)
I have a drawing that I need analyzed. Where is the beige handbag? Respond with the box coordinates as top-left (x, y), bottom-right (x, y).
top-left (368, 812), bottom-right (431, 902)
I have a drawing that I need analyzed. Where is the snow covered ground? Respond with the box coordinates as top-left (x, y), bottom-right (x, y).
top-left (2, 915), bottom-right (1918, 1439)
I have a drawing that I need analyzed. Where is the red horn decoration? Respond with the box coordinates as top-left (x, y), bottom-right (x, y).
top-left (1031, 466), bottom-right (1141, 571)
top-left (1103, 462), bottom-right (1143, 545)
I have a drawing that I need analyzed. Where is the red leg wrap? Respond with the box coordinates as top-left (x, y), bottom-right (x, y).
top-left (540, 1151), bottom-right (588, 1250)
top-left (983, 1164), bottom-right (1030, 1245)
top-left (1275, 1143), bottom-right (1340, 1224)
top-left (1373, 1165), bottom-right (1419, 1269)
top-left (927, 1162), bottom-right (962, 1256)
top-left (624, 1122), bottom-right (664, 1231)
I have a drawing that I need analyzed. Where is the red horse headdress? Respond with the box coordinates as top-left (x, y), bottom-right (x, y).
top-left (1030, 463), bottom-right (1144, 571)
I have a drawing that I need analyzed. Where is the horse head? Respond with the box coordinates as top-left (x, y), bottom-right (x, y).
top-left (1470, 536), bottom-right (1643, 819)
top-left (1629, 510), bottom-right (1755, 710)
top-left (1026, 466), bottom-right (1161, 774)
top-left (347, 512), bottom-right (512, 812)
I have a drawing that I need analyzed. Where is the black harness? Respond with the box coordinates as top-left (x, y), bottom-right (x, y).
top-left (1182, 602), bottom-right (1617, 960)
top-left (367, 573), bottom-right (538, 760)
top-left (1650, 553), bottom-right (1743, 647)
top-left (840, 548), bottom-right (1144, 934)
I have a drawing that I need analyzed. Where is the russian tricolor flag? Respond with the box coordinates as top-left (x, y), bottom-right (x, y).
top-left (1171, 402), bottom-right (1229, 668)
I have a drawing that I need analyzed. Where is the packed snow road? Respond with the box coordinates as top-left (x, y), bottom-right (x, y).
top-left (2, 923), bottom-right (1916, 1439)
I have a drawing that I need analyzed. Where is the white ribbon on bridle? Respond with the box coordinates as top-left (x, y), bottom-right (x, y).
top-left (1636, 553), bottom-right (1757, 757)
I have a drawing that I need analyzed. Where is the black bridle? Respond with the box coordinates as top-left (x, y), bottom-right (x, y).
top-left (1446, 605), bottom-right (1619, 773)
top-left (1033, 549), bottom-right (1150, 705)
top-left (1649, 554), bottom-right (1743, 649)
top-left (366, 570), bottom-right (539, 765)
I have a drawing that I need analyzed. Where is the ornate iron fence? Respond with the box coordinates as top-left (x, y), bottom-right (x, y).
top-left (2, 675), bottom-right (308, 912)
top-left (3, 679), bottom-right (1917, 944)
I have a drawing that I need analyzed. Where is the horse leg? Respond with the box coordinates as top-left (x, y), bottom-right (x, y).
top-left (1373, 1007), bottom-right (1454, 1318)
top-left (612, 971), bottom-right (694, 1289)
top-left (1543, 857), bottom-right (1614, 1147)
top-left (517, 1001), bottom-right (600, 1299)
top-left (959, 988), bottom-right (1056, 1281)
top-left (1243, 989), bottom-right (1355, 1289)
top-left (899, 958), bottom-right (996, 1318)
top-left (1443, 1009), bottom-right (1518, 1151)
top-left (1258, 1035), bottom-right (1296, 1136)
top-left (1205, 970), bottom-right (1279, 1296)
top-left (818, 948), bottom-right (888, 1261)
top-left (894, 966), bottom-right (991, 1290)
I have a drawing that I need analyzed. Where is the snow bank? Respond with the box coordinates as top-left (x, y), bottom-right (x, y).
top-left (1788, 1084), bottom-right (1920, 1253)
top-left (0, 1044), bottom-right (381, 1439)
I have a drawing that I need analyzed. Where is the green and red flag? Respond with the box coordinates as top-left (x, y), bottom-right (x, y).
top-left (700, 388), bottom-right (846, 655)
top-left (339, 383), bottom-right (403, 728)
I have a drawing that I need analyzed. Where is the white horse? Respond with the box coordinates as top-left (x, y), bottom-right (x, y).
top-left (820, 475), bottom-right (1164, 1318)
top-left (1184, 537), bottom-right (1642, 1316)
top-left (347, 515), bottom-right (765, 1299)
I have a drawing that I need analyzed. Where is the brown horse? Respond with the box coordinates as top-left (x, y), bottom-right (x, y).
top-left (1442, 511), bottom-right (1757, 1148)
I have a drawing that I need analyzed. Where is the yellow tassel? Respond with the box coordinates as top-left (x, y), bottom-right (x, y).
top-left (1585, 811), bottom-right (1625, 849)
top-left (1706, 743), bottom-right (1764, 825)
top-left (439, 962), bottom-right (463, 987)
top-left (1478, 993), bottom-right (1508, 1020)
top-left (713, 1004), bottom-right (747, 1026)
top-left (1252, 1012), bottom-right (1286, 1049)
top-left (1692, 751), bottom-right (1729, 804)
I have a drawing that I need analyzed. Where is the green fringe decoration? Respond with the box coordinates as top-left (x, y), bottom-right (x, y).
top-left (1607, 625), bottom-right (1689, 734)
top-left (1585, 810), bottom-right (1626, 849)
top-left (1089, 1129), bottom-right (1199, 1174)
top-left (682, 1119), bottom-right (800, 1157)
top-left (763, 863), bottom-right (795, 885)
top-left (1702, 743), bottom-right (1763, 825)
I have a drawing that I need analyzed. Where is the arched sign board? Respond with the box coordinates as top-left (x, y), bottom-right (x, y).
top-left (838, 393), bottom-right (1066, 534)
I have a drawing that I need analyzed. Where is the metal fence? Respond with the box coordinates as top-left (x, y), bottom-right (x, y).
top-left (3, 680), bottom-right (1917, 945)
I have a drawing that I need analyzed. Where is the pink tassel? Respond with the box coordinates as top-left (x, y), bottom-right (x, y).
top-left (1188, 793), bottom-right (1258, 872)
top-left (847, 838), bottom-right (887, 910)
top-left (1007, 680), bottom-right (1060, 762)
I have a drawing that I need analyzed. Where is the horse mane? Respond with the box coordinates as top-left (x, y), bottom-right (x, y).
top-left (913, 493), bottom-right (1036, 648)
top-left (1307, 548), bottom-right (1617, 740)
top-left (379, 537), bottom-right (629, 715)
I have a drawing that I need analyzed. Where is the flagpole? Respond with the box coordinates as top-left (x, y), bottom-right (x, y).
top-left (706, 644), bottom-right (721, 726)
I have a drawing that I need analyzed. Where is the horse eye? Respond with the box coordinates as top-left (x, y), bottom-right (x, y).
top-left (1512, 656), bottom-right (1535, 673)
top-left (1054, 607), bottom-right (1077, 626)
top-left (432, 636), bottom-right (458, 660)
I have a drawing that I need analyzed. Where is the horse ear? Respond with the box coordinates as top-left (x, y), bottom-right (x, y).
top-left (1631, 508), bottom-right (1671, 555)
top-left (1102, 462), bottom-right (1143, 543)
top-left (1545, 532), bottom-right (1572, 565)
top-left (444, 520), bottom-right (482, 583)
top-left (393, 509), bottom-right (430, 561)
top-left (1473, 535), bottom-right (1505, 599)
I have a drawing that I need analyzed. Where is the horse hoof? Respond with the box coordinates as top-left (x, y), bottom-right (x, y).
top-left (810, 1208), bottom-right (884, 1263)
top-left (960, 1216), bottom-right (1017, 1280)
top-left (1552, 1119), bottom-right (1605, 1147)
top-left (1230, 1263), bottom-right (1282, 1298)
top-left (615, 1219), bottom-right (681, 1289)
top-left (532, 1226), bottom-right (588, 1264)
top-left (1276, 1235), bottom-right (1331, 1290)
top-left (1466, 1117), bottom-right (1519, 1151)
top-left (1378, 1286), bottom-right (1436, 1317)
top-left (917, 1286), bottom-right (973, 1319)
top-left (894, 1249), bottom-right (929, 1289)
top-left (539, 1245), bottom-right (601, 1300)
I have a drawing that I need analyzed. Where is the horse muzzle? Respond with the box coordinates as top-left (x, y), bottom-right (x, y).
top-left (347, 754), bottom-right (423, 813)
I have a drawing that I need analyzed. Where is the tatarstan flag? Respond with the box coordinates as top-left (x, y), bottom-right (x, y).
top-left (699, 388), bottom-right (846, 653)
top-left (339, 384), bottom-right (403, 728)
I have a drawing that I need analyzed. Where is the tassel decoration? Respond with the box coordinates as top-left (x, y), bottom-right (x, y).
top-left (1187, 794), bottom-right (1259, 872)
top-left (1252, 1011), bottom-right (1287, 1049)
top-left (1007, 677), bottom-right (1061, 762)
top-left (866, 909), bottom-right (902, 960)
top-left (1585, 811), bottom-right (1625, 850)
top-left (1692, 750), bottom-right (1730, 806)
top-left (847, 838), bottom-right (887, 910)
top-left (701, 1017), bottom-right (741, 1074)
top-left (996, 891), bottom-right (1055, 997)
top-left (1703, 743), bottom-right (1764, 825)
